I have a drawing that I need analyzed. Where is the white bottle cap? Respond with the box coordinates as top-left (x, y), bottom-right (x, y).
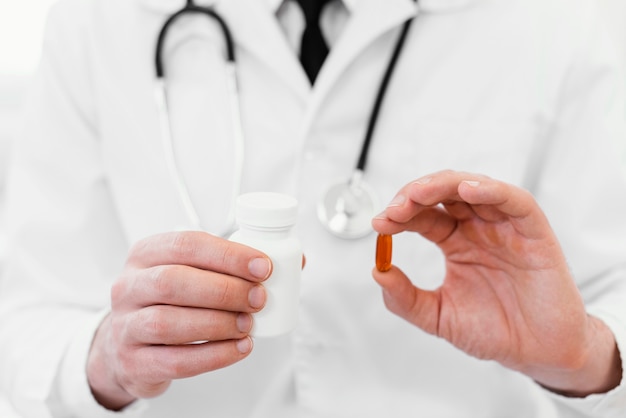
top-left (235, 192), bottom-right (298, 228)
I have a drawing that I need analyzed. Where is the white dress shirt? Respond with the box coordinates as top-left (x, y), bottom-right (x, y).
top-left (274, 0), bottom-right (351, 54)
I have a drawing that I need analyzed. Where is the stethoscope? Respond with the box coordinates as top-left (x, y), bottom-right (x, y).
top-left (154, 0), bottom-right (416, 239)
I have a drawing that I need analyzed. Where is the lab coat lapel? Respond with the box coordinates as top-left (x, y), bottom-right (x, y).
top-left (218, 0), bottom-right (311, 100)
top-left (307, 0), bottom-right (418, 124)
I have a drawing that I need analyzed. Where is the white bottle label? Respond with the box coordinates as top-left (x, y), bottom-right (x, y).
top-left (230, 232), bottom-right (302, 338)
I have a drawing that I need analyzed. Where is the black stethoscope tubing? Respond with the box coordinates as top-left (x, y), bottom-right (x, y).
top-left (357, 14), bottom-right (415, 173)
top-left (156, 0), bottom-right (236, 78)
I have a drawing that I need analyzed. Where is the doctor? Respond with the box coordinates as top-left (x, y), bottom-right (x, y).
top-left (1, 0), bottom-right (626, 417)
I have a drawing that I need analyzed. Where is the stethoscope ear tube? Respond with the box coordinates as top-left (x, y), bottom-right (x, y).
top-left (155, 2), bottom-right (236, 79)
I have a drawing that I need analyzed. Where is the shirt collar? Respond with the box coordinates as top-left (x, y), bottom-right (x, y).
top-left (264, 0), bottom-right (475, 14)
top-left (265, 0), bottom-right (283, 13)
top-left (265, 0), bottom-right (357, 13)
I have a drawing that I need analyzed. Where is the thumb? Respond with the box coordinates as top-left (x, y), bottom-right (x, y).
top-left (372, 266), bottom-right (441, 336)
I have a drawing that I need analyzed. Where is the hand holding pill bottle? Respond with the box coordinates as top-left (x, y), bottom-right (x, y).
top-left (230, 192), bottom-right (302, 337)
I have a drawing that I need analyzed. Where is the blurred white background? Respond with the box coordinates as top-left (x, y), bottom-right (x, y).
top-left (599, 0), bottom-right (626, 65)
top-left (0, 0), bottom-right (624, 416)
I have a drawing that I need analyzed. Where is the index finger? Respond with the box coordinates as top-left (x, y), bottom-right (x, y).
top-left (374, 170), bottom-right (485, 227)
top-left (126, 231), bottom-right (272, 283)
top-left (373, 170), bottom-right (550, 239)
top-left (457, 178), bottom-right (551, 239)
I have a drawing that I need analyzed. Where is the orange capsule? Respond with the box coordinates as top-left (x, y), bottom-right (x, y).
top-left (376, 233), bottom-right (393, 272)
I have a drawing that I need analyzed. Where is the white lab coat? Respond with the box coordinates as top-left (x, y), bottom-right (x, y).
top-left (2, 0), bottom-right (626, 416)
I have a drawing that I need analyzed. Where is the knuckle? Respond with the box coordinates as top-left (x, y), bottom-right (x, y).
top-left (120, 363), bottom-right (170, 399)
top-left (126, 236), bottom-right (152, 265)
top-left (109, 313), bottom-right (128, 343)
top-left (169, 231), bottom-right (200, 261)
top-left (214, 278), bottom-right (231, 306)
top-left (110, 278), bottom-right (128, 307)
top-left (116, 348), bottom-right (139, 386)
top-left (116, 359), bottom-right (134, 385)
top-left (150, 265), bottom-right (179, 301)
top-left (215, 242), bottom-right (239, 273)
top-left (141, 307), bottom-right (171, 341)
top-left (161, 350), bottom-right (190, 377)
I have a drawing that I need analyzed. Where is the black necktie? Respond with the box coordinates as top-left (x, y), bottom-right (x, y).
top-left (296, 0), bottom-right (332, 84)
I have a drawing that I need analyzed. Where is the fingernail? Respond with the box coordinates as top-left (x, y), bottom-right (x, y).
top-left (236, 336), bottom-right (253, 354)
top-left (373, 210), bottom-right (387, 220)
top-left (412, 176), bottom-right (432, 185)
top-left (463, 180), bottom-right (480, 187)
top-left (248, 285), bottom-right (266, 309)
top-left (249, 258), bottom-right (271, 280)
top-left (387, 194), bottom-right (406, 208)
top-left (237, 313), bottom-right (252, 333)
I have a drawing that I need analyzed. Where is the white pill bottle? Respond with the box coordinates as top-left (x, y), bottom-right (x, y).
top-left (230, 192), bottom-right (302, 337)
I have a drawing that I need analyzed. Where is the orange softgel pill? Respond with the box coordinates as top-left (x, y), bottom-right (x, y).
top-left (376, 234), bottom-right (393, 272)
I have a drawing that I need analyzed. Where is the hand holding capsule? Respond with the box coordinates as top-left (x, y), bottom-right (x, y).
top-left (371, 170), bottom-right (621, 398)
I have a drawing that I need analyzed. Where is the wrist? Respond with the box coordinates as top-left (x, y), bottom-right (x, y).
top-left (527, 316), bottom-right (622, 397)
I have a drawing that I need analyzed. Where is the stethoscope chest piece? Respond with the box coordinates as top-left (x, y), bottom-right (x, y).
top-left (317, 171), bottom-right (380, 239)
top-left (315, 10), bottom-right (415, 240)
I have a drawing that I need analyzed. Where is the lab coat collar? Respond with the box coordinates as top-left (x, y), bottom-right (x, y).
top-left (216, 0), bottom-right (422, 100)
top-left (135, 0), bottom-right (473, 99)
top-left (302, 0), bottom-right (417, 128)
